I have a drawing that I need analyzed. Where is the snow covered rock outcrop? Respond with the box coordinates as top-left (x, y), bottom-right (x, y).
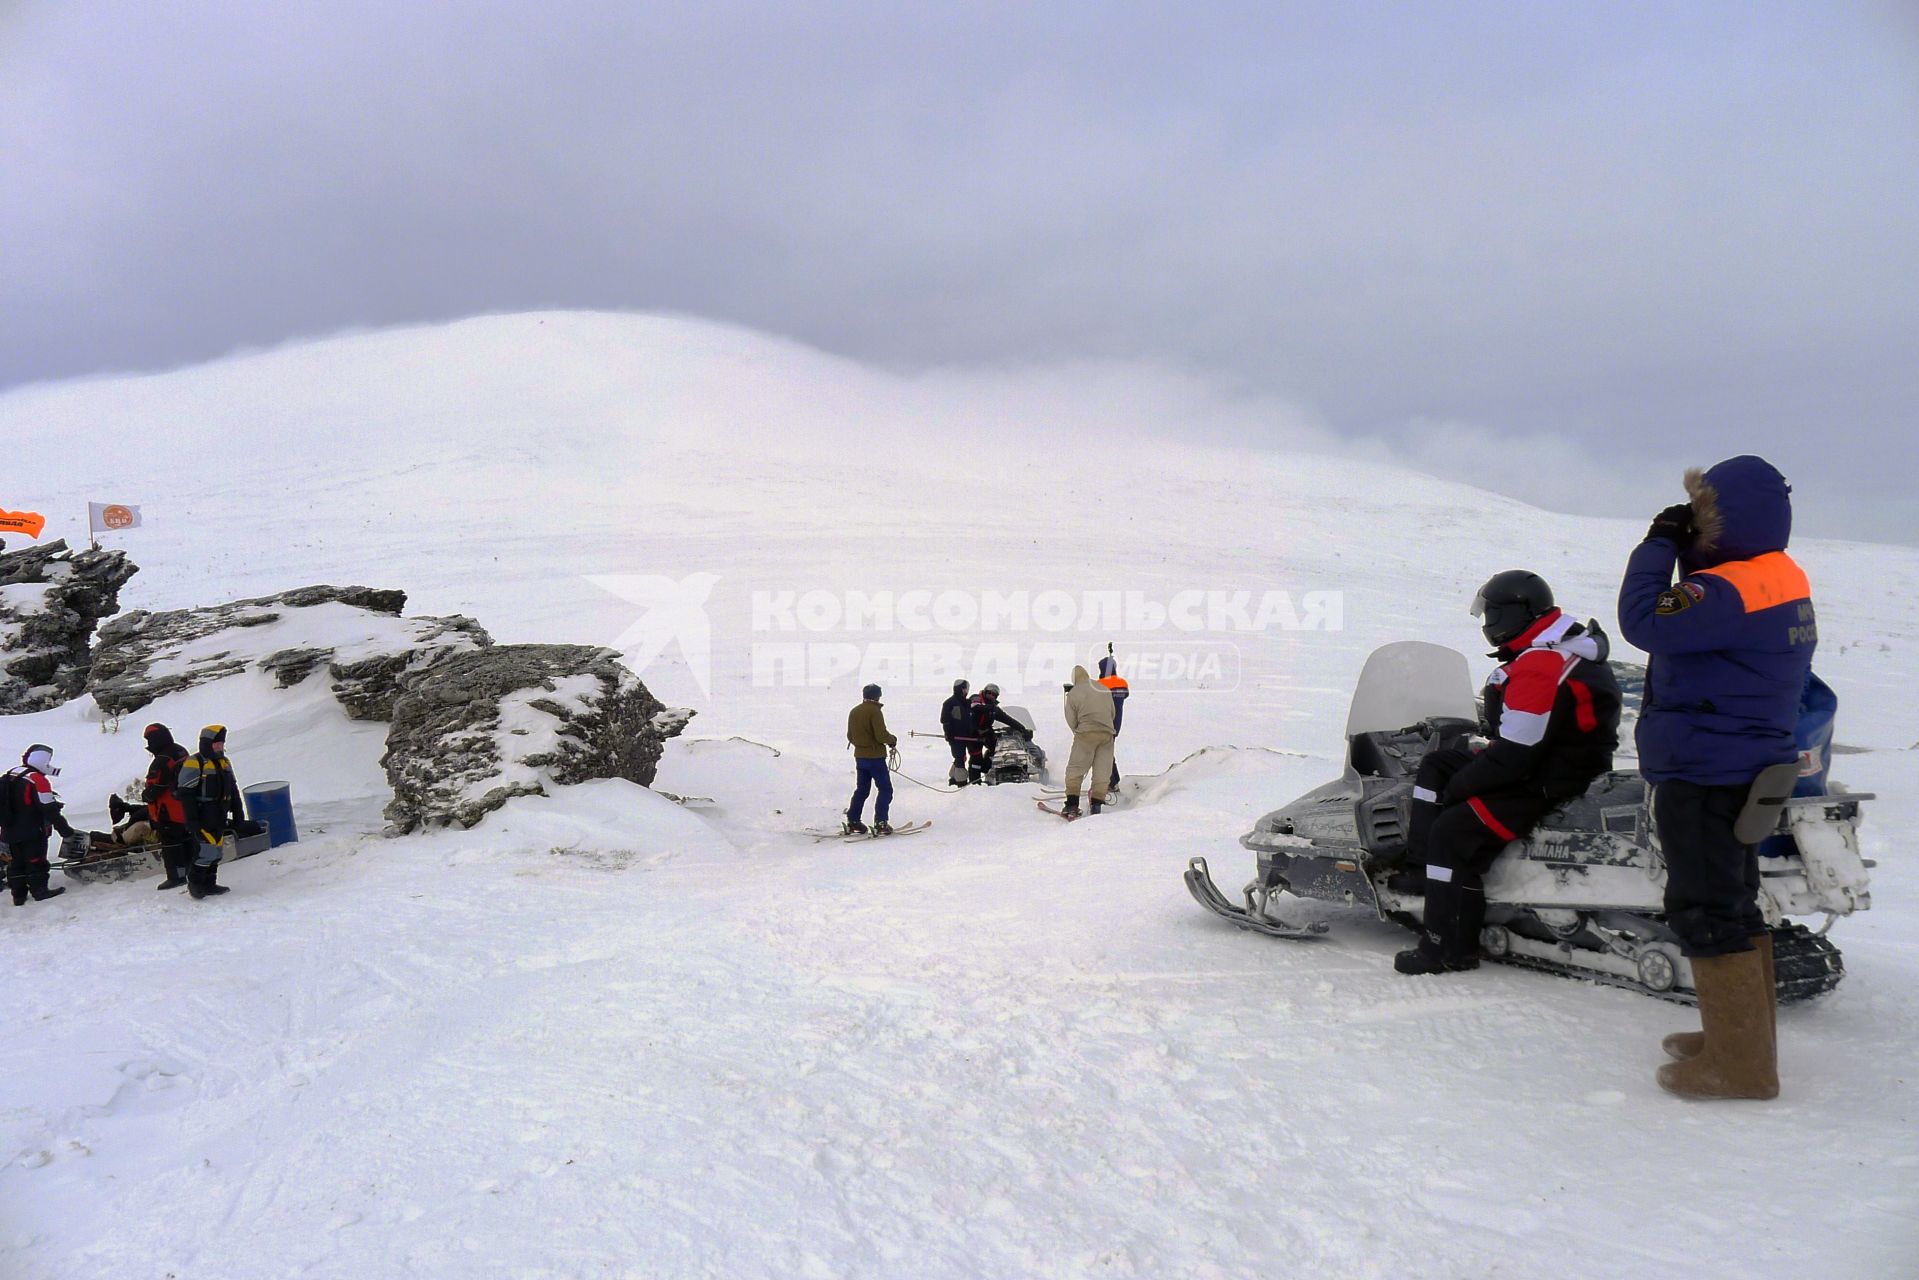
top-left (382, 645), bottom-right (694, 833)
top-left (0, 539), bottom-right (138, 714)
top-left (88, 586), bottom-right (492, 720)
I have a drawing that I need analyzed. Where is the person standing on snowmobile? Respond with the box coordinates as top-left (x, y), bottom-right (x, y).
top-left (3, 744), bottom-right (77, 906)
top-left (175, 724), bottom-right (246, 899)
top-left (940, 679), bottom-right (976, 786)
top-left (142, 724), bottom-right (193, 891)
top-left (1618, 456), bottom-right (1814, 1102)
top-left (845, 684), bottom-right (897, 834)
top-left (1393, 572), bottom-right (1621, 976)
top-left (966, 683), bottom-right (1027, 784)
top-left (1061, 665), bottom-right (1119, 817)
top-left (1097, 652), bottom-right (1129, 793)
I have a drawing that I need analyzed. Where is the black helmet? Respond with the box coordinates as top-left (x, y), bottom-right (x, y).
top-left (953, 679), bottom-right (969, 694)
top-left (861, 683), bottom-right (882, 701)
top-left (1470, 570), bottom-right (1555, 648)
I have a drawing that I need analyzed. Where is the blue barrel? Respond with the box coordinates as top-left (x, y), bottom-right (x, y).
top-left (243, 781), bottom-right (300, 847)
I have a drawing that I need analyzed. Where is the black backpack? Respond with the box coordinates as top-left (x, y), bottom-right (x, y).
top-left (0, 768), bottom-right (28, 829)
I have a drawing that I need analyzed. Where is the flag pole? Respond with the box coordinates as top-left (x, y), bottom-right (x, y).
top-left (87, 504), bottom-right (97, 551)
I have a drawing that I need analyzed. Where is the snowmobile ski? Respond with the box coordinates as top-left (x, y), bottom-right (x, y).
top-left (1185, 857), bottom-right (1330, 939)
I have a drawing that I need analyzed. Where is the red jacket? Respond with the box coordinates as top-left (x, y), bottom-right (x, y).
top-left (146, 746), bottom-right (189, 824)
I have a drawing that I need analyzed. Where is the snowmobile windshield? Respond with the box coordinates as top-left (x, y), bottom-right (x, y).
top-left (1003, 705), bottom-right (1037, 734)
top-left (1344, 642), bottom-right (1477, 738)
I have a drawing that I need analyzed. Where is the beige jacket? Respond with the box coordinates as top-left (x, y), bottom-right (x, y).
top-left (1063, 666), bottom-right (1117, 737)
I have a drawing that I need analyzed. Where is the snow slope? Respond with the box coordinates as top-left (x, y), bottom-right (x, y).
top-left (3, 313), bottom-right (1915, 1278)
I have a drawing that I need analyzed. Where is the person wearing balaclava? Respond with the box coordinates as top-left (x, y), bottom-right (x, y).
top-left (3, 744), bottom-right (77, 905)
top-left (1619, 455), bottom-right (1815, 1102)
top-left (173, 724), bottom-right (246, 899)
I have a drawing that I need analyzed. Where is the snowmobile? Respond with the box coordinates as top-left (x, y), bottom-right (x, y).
top-left (1186, 642), bottom-right (1874, 1003)
top-left (980, 705), bottom-right (1049, 785)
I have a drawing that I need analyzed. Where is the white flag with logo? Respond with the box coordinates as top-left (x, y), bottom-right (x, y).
top-left (88, 502), bottom-right (143, 533)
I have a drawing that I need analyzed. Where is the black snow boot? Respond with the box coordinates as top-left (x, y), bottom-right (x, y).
top-left (28, 881), bottom-right (65, 902)
top-left (10, 881), bottom-right (29, 906)
top-left (1393, 876), bottom-right (1480, 975)
top-left (1062, 795), bottom-right (1081, 818)
top-left (110, 793), bottom-right (133, 825)
top-left (187, 862), bottom-right (229, 899)
top-left (843, 820), bottom-right (869, 836)
top-left (1089, 798), bottom-right (1104, 815)
top-left (874, 821), bottom-right (893, 836)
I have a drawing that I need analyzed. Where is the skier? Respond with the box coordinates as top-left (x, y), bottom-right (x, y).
top-left (1061, 665), bottom-right (1118, 817)
top-left (1393, 571), bottom-right (1621, 976)
top-left (965, 683), bottom-right (1028, 784)
top-left (1097, 651), bottom-right (1129, 792)
top-left (844, 684), bottom-right (897, 835)
top-left (142, 723), bottom-right (193, 890)
top-left (2, 744), bottom-right (76, 905)
top-left (1619, 456), bottom-right (1814, 1101)
top-left (175, 724), bottom-right (246, 899)
top-left (940, 679), bottom-right (975, 785)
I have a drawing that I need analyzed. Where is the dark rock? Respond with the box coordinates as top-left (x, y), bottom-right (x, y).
top-left (88, 586), bottom-right (490, 718)
top-left (382, 644), bottom-right (694, 833)
top-left (0, 540), bottom-right (138, 713)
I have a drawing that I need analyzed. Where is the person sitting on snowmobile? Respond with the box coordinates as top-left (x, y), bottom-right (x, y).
top-left (966, 683), bottom-right (1028, 784)
top-left (3, 744), bottom-right (77, 906)
top-left (940, 679), bottom-right (976, 786)
top-left (1097, 651), bottom-right (1129, 793)
top-left (1394, 571), bottom-right (1621, 976)
top-left (845, 684), bottom-right (898, 834)
top-left (175, 724), bottom-right (246, 899)
top-left (142, 723), bottom-right (193, 890)
top-left (1061, 666), bottom-right (1119, 817)
top-left (1618, 455), bottom-right (1814, 1102)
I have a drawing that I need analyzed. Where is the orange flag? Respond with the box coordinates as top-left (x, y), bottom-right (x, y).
top-left (0, 509), bottom-right (46, 539)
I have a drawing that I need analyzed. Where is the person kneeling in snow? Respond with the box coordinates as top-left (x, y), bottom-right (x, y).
top-left (1394, 571), bottom-right (1621, 976)
top-left (175, 724), bottom-right (246, 899)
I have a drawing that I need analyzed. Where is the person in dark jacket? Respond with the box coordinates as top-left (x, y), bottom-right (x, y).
top-left (1619, 456), bottom-right (1814, 1101)
top-left (966, 684), bottom-right (1027, 784)
top-left (845, 685), bottom-right (897, 834)
top-left (175, 724), bottom-right (245, 899)
top-left (940, 679), bottom-right (975, 786)
top-left (1394, 571), bottom-right (1621, 976)
top-left (1097, 653), bottom-right (1129, 792)
top-left (142, 723), bottom-right (193, 890)
top-left (3, 744), bottom-right (76, 905)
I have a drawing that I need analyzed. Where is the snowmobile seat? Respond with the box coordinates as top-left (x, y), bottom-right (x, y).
top-left (1533, 771), bottom-right (1648, 833)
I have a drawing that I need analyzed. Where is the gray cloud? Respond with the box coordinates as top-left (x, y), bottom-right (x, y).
top-left (4, 1), bottom-right (1916, 539)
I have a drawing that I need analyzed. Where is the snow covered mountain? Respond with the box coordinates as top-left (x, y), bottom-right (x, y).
top-left (4, 313), bottom-right (1915, 1278)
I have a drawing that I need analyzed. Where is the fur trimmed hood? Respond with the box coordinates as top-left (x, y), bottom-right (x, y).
top-left (1683, 455), bottom-right (1792, 568)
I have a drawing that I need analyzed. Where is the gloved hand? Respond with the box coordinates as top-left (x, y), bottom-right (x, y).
top-left (1646, 503), bottom-right (1695, 547)
top-left (887, 746), bottom-right (901, 770)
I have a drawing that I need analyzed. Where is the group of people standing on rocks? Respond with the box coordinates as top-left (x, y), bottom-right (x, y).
top-left (2, 723), bottom-right (249, 906)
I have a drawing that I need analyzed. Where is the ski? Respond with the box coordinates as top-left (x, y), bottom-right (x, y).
top-left (1036, 799), bottom-right (1079, 821)
top-left (1184, 857), bottom-right (1330, 939)
top-left (842, 820), bottom-right (931, 843)
top-left (805, 820), bottom-right (933, 842)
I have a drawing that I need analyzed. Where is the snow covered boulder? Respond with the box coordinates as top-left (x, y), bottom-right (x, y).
top-left (0, 539), bottom-right (138, 714)
top-left (381, 644), bottom-right (694, 834)
top-left (88, 586), bottom-right (492, 720)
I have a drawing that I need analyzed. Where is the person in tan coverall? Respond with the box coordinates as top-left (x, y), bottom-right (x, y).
top-left (1061, 665), bottom-right (1117, 817)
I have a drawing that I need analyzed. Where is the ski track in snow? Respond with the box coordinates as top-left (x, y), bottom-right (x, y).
top-left (3, 314), bottom-right (1916, 1278)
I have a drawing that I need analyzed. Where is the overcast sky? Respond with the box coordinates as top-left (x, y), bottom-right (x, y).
top-left (5, 2), bottom-right (1916, 541)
